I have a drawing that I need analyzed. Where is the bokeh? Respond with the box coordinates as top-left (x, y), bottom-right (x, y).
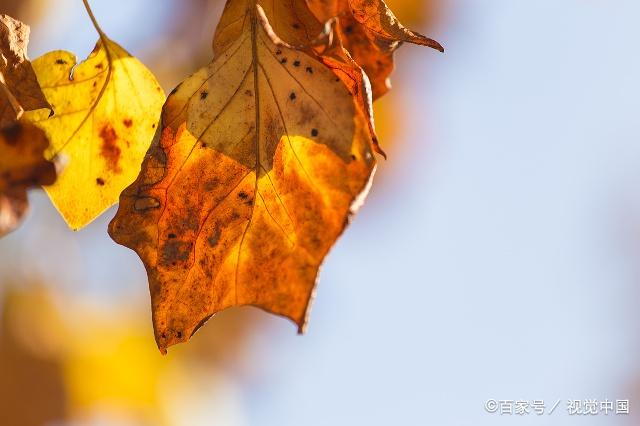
top-left (1, 0), bottom-right (640, 425)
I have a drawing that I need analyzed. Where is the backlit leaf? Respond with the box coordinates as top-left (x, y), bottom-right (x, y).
top-left (307, 0), bottom-right (443, 99)
top-left (25, 37), bottom-right (165, 230)
top-left (109, 0), bottom-right (376, 352)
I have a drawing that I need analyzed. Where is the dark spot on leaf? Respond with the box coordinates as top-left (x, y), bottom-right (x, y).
top-left (238, 191), bottom-right (248, 200)
top-left (275, 49), bottom-right (282, 55)
top-left (95, 63), bottom-right (104, 69)
top-left (280, 57), bottom-right (287, 64)
top-left (152, 123), bottom-right (156, 128)
top-left (99, 124), bottom-right (122, 173)
top-left (55, 59), bottom-right (67, 65)
top-left (207, 228), bottom-right (221, 247)
top-left (344, 25), bottom-right (354, 34)
top-left (289, 92), bottom-right (296, 101)
top-left (292, 23), bottom-right (300, 29)
top-left (168, 233), bottom-right (177, 239)
top-left (92, 81), bottom-right (97, 88)
top-left (204, 177), bottom-right (220, 191)
top-left (96, 177), bottom-right (105, 186)
top-left (245, 89), bottom-right (253, 96)
top-left (123, 119), bottom-right (133, 128)
top-left (293, 60), bottom-right (301, 67)
top-left (311, 128), bottom-right (319, 137)
top-left (161, 240), bottom-right (192, 265)
top-left (2, 123), bottom-right (22, 145)
top-left (306, 67), bottom-right (313, 74)
top-left (176, 331), bottom-right (182, 338)
top-left (351, 154), bottom-right (357, 161)
top-left (200, 91), bottom-right (208, 100)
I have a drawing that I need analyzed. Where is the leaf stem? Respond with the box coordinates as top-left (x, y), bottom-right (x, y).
top-left (82, 0), bottom-right (108, 40)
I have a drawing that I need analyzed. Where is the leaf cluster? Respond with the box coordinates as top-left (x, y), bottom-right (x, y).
top-left (0, 0), bottom-right (442, 352)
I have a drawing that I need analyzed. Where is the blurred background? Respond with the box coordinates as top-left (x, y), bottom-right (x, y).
top-left (2, 0), bottom-right (640, 425)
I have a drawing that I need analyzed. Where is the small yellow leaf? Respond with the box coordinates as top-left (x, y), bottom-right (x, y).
top-left (25, 38), bottom-right (165, 230)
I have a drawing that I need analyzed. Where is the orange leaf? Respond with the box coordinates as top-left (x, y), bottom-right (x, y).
top-left (109, 0), bottom-right (376, 352)
top-left (307, 0), bottom-right (443, 99)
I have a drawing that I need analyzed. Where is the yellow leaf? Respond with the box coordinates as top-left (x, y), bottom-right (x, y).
top-left (25, 38), bottom-right (165, 230)
top-left (109, 0), bottom-right (376, 352)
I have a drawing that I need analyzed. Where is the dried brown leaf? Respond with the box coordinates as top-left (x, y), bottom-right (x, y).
top-left (0, 14), bottom-right (49, 127)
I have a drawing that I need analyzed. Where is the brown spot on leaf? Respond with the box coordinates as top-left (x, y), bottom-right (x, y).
top-left (96, 177), bottom-right (105, 186)
top-left (55, 59), bottom-right (67, 65)
top-left (161, 240), bottom-right (192, 265)
top-left (207, 228), bottom-right (221, 247)
top-left (123, 119), bottom-right (133, 128)
top-left (2, 123), bottom-right (22, 145)
top-left (99, 124), bottom-right (122, 173)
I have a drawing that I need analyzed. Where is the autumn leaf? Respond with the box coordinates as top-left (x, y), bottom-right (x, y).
top-left (24, 9), bottom-right (165, 230)
top-left (0, 14), bottom-right (50, 127)
top-left (0, 121), bottom-right (58, 237)
top-left (307, 0), bottom-right (443, 99)
top-left (109, 0), bottom-right (376, 352)
top-left (217, 0), bottom-right (384, 155)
